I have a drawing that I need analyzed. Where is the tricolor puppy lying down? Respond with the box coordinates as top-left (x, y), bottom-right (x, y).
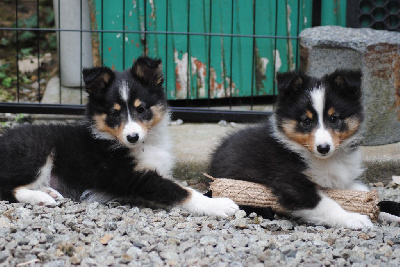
top-left (0, 57), bottom-right (238, 218)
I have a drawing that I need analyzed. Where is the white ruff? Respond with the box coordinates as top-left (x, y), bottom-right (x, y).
top-left (270, 115), bottom-right (365, 189)
top-left (132, 113), bottom-right (174, 178)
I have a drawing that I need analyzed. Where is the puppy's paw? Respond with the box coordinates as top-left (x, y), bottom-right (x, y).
top-left (205, 197), bottom-right (239, 218)
top-left (180, 189), bottom-right (239, 218)
top-left (340, 212), bottom-right (373, 230)
top-left (15, 188), bottom-right (58, 206)
top-left (43, 187), bottom-right (64, 200)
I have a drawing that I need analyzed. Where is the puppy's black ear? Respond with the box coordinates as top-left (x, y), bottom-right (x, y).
top-left (83, 67), bottom-right (115, 99)
top-left (326, 69), bottom-right (362, 100)
top-left (131, 57), bottom-right (163, 87)
top-left (276, 72), bottom-right (306, 98)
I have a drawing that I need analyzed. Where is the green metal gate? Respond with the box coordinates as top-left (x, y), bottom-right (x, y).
top-left (89, 0), bottom-right (345, 101)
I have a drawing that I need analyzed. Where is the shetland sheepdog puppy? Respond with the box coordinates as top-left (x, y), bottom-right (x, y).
top-left (209, 69), bottom-right (374, 229)
top-left (0, 57), bottom-right (238, 218)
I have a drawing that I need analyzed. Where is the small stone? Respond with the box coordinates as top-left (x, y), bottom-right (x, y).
top-left (119, 254), bottom-right (133, 264)
top-left (349, 251), bottom-right (365, 263)
top-left (233, 218), bottom-right (248, 229)
top-left (0, 251), bottom-right (11, 263)
top-left (341, 249), bottom-right (352, 260)
top-left (278, 220), bottom-right (294, 231)
top-left (18, 238), bottom-right (30, 246)
top-left (374, 182), bottom-right (384, 187)
top-left (100, 234), bottom-right (113, 245)
top-left (261, 221), bottom-right (281, 231)
top-left (37, 252), bottom-right (51, 262)
top-left (0, 217), bottom-right (12, 228)
top-left (169, 119), bottom-right (183, 126)
top-left (248, 212), bottom-right (257, 218)
top-left (80, 258), bottom-right (97, 265)
top-left (358, 233), bottom-right (370, 240)
top-left (200, 236), bottom-right (218, 246)
top-left (126, 247), bottom-right (143, 258)
top-left (218, 120), bottom-right (228, 127)
top-left (81, 228), bottom-right (94, 236)
top-left (159, 251), bottom-right (180, 261)
top-left (235, 210), bottom-right (247, 219)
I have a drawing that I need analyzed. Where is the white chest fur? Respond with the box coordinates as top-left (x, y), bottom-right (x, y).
top-left (304, 148), bottom-right (364, 189)
top-left (131, 115), bottom-right (174, 178)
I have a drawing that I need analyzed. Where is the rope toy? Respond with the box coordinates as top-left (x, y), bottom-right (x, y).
top-left (206, 175), bottom-right (400, 223)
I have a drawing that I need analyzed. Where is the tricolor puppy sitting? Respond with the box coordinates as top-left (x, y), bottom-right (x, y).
top-left (0, 57), bottom-right (238, 218)
top-left (210, 69), bottom-right (373, 228)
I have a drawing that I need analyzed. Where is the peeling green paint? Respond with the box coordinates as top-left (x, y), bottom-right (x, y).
top-left (91, 0), bottom-right (343, 100)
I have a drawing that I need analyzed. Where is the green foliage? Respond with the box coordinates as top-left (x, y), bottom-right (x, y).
top-left (15, 114), bottom-right (25, 123)
top-left (20, 48), bottom-right (34, 57)
top-left (0, 37), bottom-right (10, 46)
top-left (2, 77), bottom-right (13, 88)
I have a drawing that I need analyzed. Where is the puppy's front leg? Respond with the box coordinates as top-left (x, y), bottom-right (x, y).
top-left (126, 171), bottom-right (239, 218)
top-left (292, 191), bottom-right (373, 229)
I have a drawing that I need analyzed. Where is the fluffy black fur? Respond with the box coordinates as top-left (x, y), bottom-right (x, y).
top-left (209, 70), bottom-right (364, 213)
top-left (0, 57), bottom-right (188, 205)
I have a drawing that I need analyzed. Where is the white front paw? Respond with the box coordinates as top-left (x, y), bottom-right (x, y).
top-left (205, 197), bottom-right (239, 218)
top-left (15, 188), bottom-right (58, 206)
top-left (180, 189), bottom-right (239, 218)
top-left (42, 187), bottom-right (64, 200)
top-left (337, 212), bottom-right (373, 230)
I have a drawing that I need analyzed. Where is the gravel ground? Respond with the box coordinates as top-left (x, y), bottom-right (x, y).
top-left (0, 184), bottom-right (399, 266)
top-left (1, 114), bottom-right (400, 266)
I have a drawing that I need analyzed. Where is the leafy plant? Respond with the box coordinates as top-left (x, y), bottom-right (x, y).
top-left (2, 77), bottom-right (14, 88)
top-left (20, 47), bottom-right (33, 57)
top-left (15, 114), bottom-right (25, 123)
top-left (0, 37), bottom-right (10, 46)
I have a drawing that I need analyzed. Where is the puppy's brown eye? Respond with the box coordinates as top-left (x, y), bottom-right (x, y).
top-left (137, 106), bottom-right (145, 114)
top-left (111, 110), bottom-right (120, 118)
top-left (302, 118), bottom-right (312, 126)
top-left (330, 115), bottom-right (340, 124)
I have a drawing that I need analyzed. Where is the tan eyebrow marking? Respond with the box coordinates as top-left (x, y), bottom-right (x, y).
top-left (328, 107), bottom-right (335, 116)
top-left (134, 99), bottom-right (142, 108)
top-left (114, 103), bottom-right (121, 111)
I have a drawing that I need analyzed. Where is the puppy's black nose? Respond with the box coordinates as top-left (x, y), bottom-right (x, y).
top-left (127, 133), bottom-right (139, 143)
top-left (317, 144), bottom-right (330, 155)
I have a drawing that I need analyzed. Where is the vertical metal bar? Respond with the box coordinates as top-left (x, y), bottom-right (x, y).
top-left (37, 0), bottom-right (41, 103)
top-left (295, 0), bottom-right (301, 70)
top-left (186, 0), bottom-right (190, 104)
top-left (123, 0), bottom-right (126, 69)
top-left (101, 0), bottom-right (104, 65)
top-left (250, 0), bottom-right (256, 111)
top-left (165, 0), bottom-right (168, 97)
top-left (229, 0), bottom-right (234, 109)
top-left (144, 0), bottom-right (147, 56)
top-left (15, 0), bottom-right (20, 103)
top-left (58, 0), bottom-right (62, 104)
top-left (80, 0), bottom-right (83, 104)
top-left (207, 0), bottom-right (212, 109)
top-left (272, 0), bottom-right (278, 99)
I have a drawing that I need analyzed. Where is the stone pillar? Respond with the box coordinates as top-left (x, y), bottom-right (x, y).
top-left (299, 26), bottom-right (400, 146)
